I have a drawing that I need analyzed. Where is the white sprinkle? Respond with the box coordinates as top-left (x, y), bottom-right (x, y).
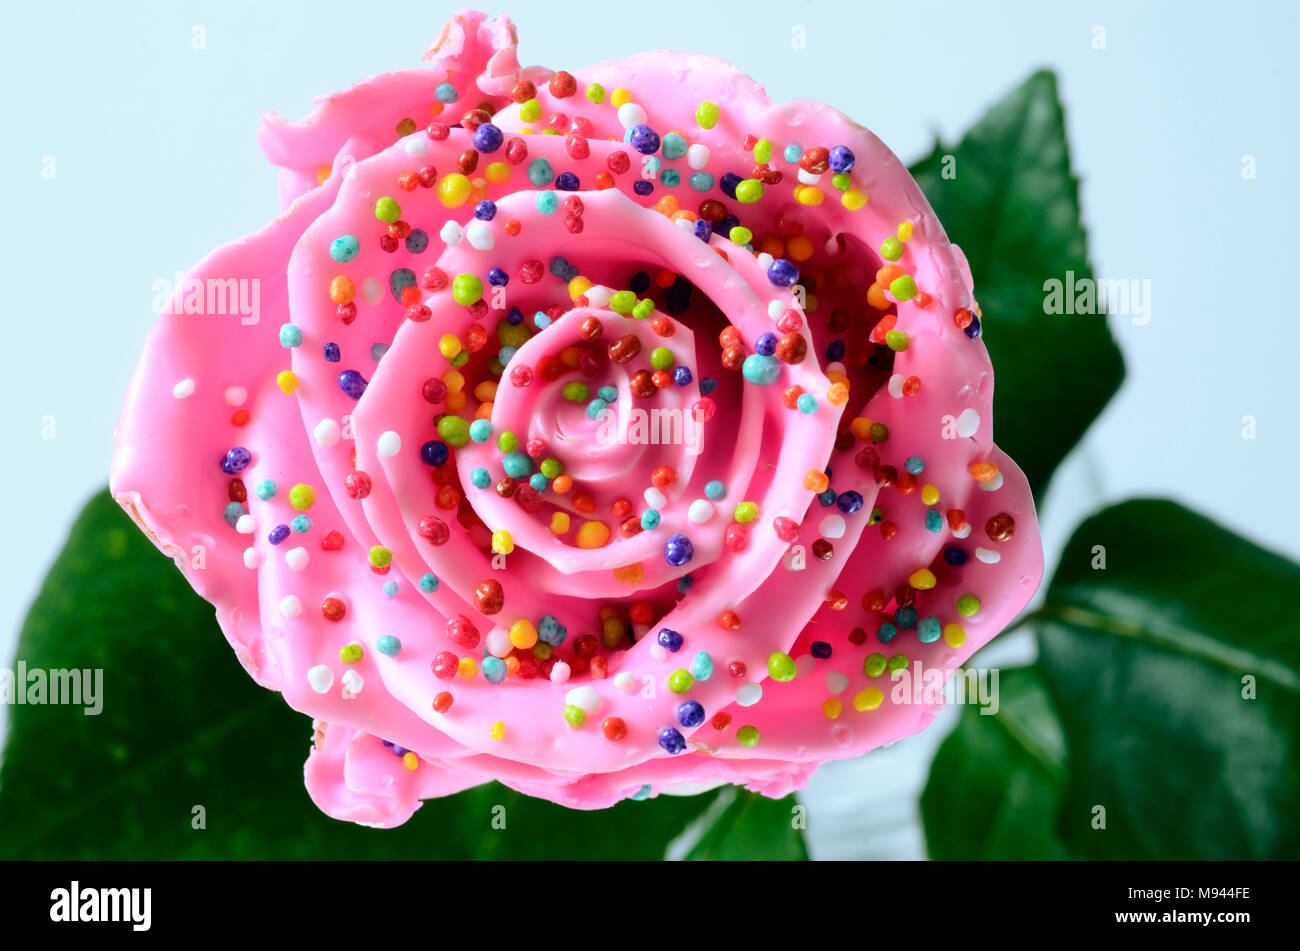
top-left (826, 671), bottom-right (849, 695)
top-left (736, 683), bottom-right (762, 706)
top-left (307, 665), bottom-right (334, 693)
top-left (767, 300), bottom-right (786, 320)
top-left (888, 373), bottom-right (905, 399)
top-left (242, 547), bottom-right (262, 569)
top-left (549, 661), bottom-right (571, 685)
top-left (975, 547), bottom-right (1001, 564)
top-left (796, 168), bottom-right (823, 185)
top-left (235, 514), bottom-right (257, 534)
top-left (614, 671), bottom-right (638, 693)
top-left (956, 408), bottom-right (981, 438)
top-left (440, 221), bottom-right (464, 246)
top-left (360, 277), bottom-right (384, 305)
top-left (341, 669), bottom-right (364, 694)
top-left (617, 102), bottom-right (647, 128)
top-left (286, 546), bottom-right (309, 571)
top-left (795, 654), bottom-right (816, 677)
top-left (644, 486), bottom-right (667, 509)
top-left (756, 252), bottom-right (775, 271)
top-left (584, 285), bottom-right (612, 308)
top-left (686, 143), bottom-right (710, 170)
top-left (566, 685), bottom-right (603, 715)
top-left (953, 523), bottom-right (972, 539)
top-left (688, 499), bottom-right (714, 524)
top-left (465, 221), bottom-right (494, 251)
top-left (649, 643), bottom-right (668, 661)
top-left (224, 386), bottom-right (247, 406)
top-left (377, 430), bottom-right (402, 456)
top-left (485, 626), bottom-right (512, 658)
top-left (978, 471), bottom-right (1005, 491)
top-left (824, 361), bottom-right (846, 376)
top-left (172, 378), bottom-right (195, 399)
top-left (674, 217), bottom-right (695, 232)
top-left (314, 418), bottom-right (341, 447)
top-left (819, 514), bottom-right (846, 539)
top-left (280, 595), bottom-right (302, 618)
top-left (404, 136), bottom-right (429, 157)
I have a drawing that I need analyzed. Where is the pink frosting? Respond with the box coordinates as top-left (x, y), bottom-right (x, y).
top-left (111, 9), bottom-right (1043, 825)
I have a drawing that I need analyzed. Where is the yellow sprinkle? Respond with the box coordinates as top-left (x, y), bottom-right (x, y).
top-left (575, 520), bottom-right (611, 549)
top-left (550, 511), bottom-right (571, 535)
top-left (442, 369), bottom-right (466, 394)
top-left (473, 380), bottom-right (498, 402)
top-left (520, 99), bottom-right (542, 122)
top-left (921, 484), bottom-right (940, 505)
top-left (509, 619), bottom-right (538, 649)
top-left (402, 751), bottom-right (419, 770)
top-left (841, 187), bottom-right (869, 210)
top-left (850, 417), bottom-right (872, 439)
top-left (826, 370), bottom-right (849, 386)
top-left (897, 221), bottom-right (914, 241)
top-left (794, 185), bottom-right (825, 206)
top-left (822, 698), bottom-right (843, 720)
top-left (786, 234), bottom-right (815, 262)
top-left (853, 688), bottom-right (885, 712)
top-left (474, 400), bottom-right (493, 420)
top-left (491, 530), bottom-right (514, 555)
top-left (559, 345), bottom-right (583, 369)
top-left (827, 382), bottom-right (849, 407)
top-left (490, 721), bottom-right (505, 741)
top-left (909, 568), bottom-right (937, 590)
top-left (436, 173), bottom-right (472, 207)
top-left (276, 370), bottom-right (298, 394)
top-left (315, 165), bottom-right (332, 185)
top-left (568, 275), bottom-right (593, 302)
top-left (804, 293), bottom-right (819, 314)
top-left (485, 161), bottom-right (511, 184)
top-left (458, 656), bottom-right (479, 679)
top-left (439, 334), bottom-right (463, 359)
top-left (942, 623), bottom-right (967, 648)
top-left (611, 87), bottom-right (633, 108)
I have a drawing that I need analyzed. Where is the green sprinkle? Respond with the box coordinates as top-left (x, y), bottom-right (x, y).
top-left (736, 725), bottom-right (760, 747)
top-left (340, 644), bottom-right (364, 664)
top-left (437, 415), bottom-right (470, 447)
top-left (729, 226), bottom-right (753, 245)
top-left (863, 652), bottom-right (887, 678)
top-left (649, 347), bottom-right (674, 371)
top-left (563, 704), bottom-right (586, 727)
top-left (734, 179), bottom-right (764, 203)
top-left (631, 298), bottom-right (655, 320)
top-left (609, 290), bottom-right (636, 314)
top-left (767, 651), bottom-right (797, 682)
top-left (497, 431), bottom-right (519, 453)
top-left (374, 196), bottom-right (401, 223)
top-left (520, 99), bottom-right (541, 122)
top-left (733, 501), bottom-right (759, 524)
top-left (668, 669), bottom-right (694, 693)
top-left (885, 329), bottom-right (910, 352)
top-left (368, 545), bottom-right (392, 568)
top-left (585, 82), bottom-right (606, 104)
top-left (452, 273), bottom-right (483, 306)
top-left (753, 138), bottom-right (773, 164)
top-left (540, 458), bottom-right (563, 479)
top-left (696, 101), bottom-right (720, 129)
top-left (880, 237), bottom-right (904, 261)
top-left (956, 594), bottom-right (981, 617)
top-left (887, 652), bottom-right (909, 673)
top-left (889, 274), bottom-right (917, 301)
top-left (831, 172), bottom-right (852, 190)
top-left (562, 381), bottom-right (591, 402)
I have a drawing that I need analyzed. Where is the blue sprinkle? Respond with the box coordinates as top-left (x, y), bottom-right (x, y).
top-left (658, 727), bottom-right (686, 754)
top-left (421, 440), bottom-right (449, 466)
top-left (481, 656), bottom-right (506, 684)
top-left (507, 306), bottom-right (525, 325)
top-left (810, 640), bottom-right (832, 659)
top-left (719, 172), bottom-right (742, 199)
top-left (676, 700), bottom-right (705, 728)
top-left (388, 267), bottom-right (417, 303)
top-left (755, 332), bottom-right (778, 356)
top-left (475, 199), bottom-right (497, 220)
top-left (370, 342), bottom-right (388, 362)
top-left (693, 219), bottom-right (712, 241)
top-left (704, 480), bottom-right (725, 500)
top-left (254, 479), bottom-right (277, 501)
top-left (323, 341), bottom-right (341, 362)
top-left (659, 168), bottom-right (680, 187)
top-left (641, 509), bottom-right (662, 530)
top-left (661, 132), bottom-right (688, 159)
top-left (268, 524), bottom-right (290, 545)
top-left (943, 545), bottom-right (969, 565)
top-left (631, 784), bottom-right (652, 801)
top-left (597, 385), bottom-right (618, 402)
top-left (699, 377), bottom-right (718, 396)
top-left (658, 628), bottom-right (683, 652)
top-left (836, 490), bottom-right (864, 515)
top-left (917, 617), bottom-right (941, 643)
top-left (632, 180), bottom-right (654, 196)
top-left (664, 534), bottom-right (694, 567)
top-left (529, 473), bottom-right (549, 492)
top-left (692, 651), bottom-right (714, 681)
top-left (536, 190), bottom-right (559, 214)
top-left (877, 622), bottom-right (899, 643)
top-left (586, 398), bottom-right (608, 419)
top-left (783, 143), bottom-right (802, 163)
top-left (629, 271), bottom-right (651, 293)
top-left (829, 145), bottom-right (856, 173)
top-left (555, 171), bottom-right (580, 191)
top-left (434, 82), bottom-right (458, 103)
top-left (329, 235), bottom-right (360, 262)
top-left (767, 258), bottom-right (800, 288)
top-left (964, 314), bottom-right (982, 339)
top-left (673, 366), bottom-right (693, 387)
top-left (382, 581), bottom-right (398, 598)
top-left (817, 489), bottom-right (837, 507)
top-left (279, 324), bottom-right (302, 348)
top-left (470, 467), bottom-right (491, 488)
top-left (628, 124), bottom-right (661, 155)
top-left (896, 606), bottom-right (919, 629)
top-left (472, 122), bottom-right (503, 153)
top-left (487, 266), bottom-right (508, 286)
top-left (404, 228), bottom-right (429, 254)
top-left (291, 515), bottom-right (312, 534)
top-left (689, 171), bottom-right (715, 192)
top-left (676, 573), bottom-right (695, 594)
top-left (825, 340), bottom-right (846, 362)
top-left (418, 573), bottom-right (439, 592)
top-left (337, 369), bottom-right (368, 400)
top-left (904, 456), bottom-right (925, 475)
top-left (796, 393), bottom-right (818, 414)
top-left (377, 634), bottom-right (402, 654)
top-left (221, 447), bottom-right (251, 474)
top-left (222, 501), bottom-right (247, 527)
top-left (925, 509), bottom-right (944, 533)
top-left (528, 158), bottom-right (555, 187)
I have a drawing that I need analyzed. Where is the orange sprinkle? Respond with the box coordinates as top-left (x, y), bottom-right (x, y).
top-left (913, 291), bottom-right (932, 308)
top-left (866, 283), bottom-right (888, 310)
top-left (669, 209), bottom-right (698, 223)
top-left (759, 235), bottom-right (785, 257)
top-left (316, 165), bottom-right (332, 185)
top-left (574, 492), bottom-right (597, 514)
top-left (470, 177), bottom-right (490, 201)
top-left (552, 474), bottom-right (574, 494)
top-left (400, 285), bottom-right (421, 307)
top-left (876, 264), bottom-right (905, 286)
top-left (969, 461), bottom-right (1000, 482)
top-left (504, 219), bottom-right (522, 236)
top-left (655, 195), bottom-right (680, 215)
top-left (786, 234), bottom-right (815, 262)
top-left (803, 470), bottom-right (830, 493)
top-left (613, 563), bottom-right (644, 586)
top-left (429, 100), bottom-right (445, 117)
top-left (329, 275), bottom-right (356, 305)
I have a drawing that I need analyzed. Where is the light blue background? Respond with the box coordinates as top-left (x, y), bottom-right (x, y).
top-left (2, 0), bottom-right (1297, 857)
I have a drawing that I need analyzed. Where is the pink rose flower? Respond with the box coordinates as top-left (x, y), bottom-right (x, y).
top-left (112, 9), bottom-right (1042, 826)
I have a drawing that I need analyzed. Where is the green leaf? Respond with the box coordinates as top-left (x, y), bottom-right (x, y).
top-left (1036, 499), bottom-right (1300, 859)
top-left (0, 490), bottom-right (805, 859)
top-left (676, 788), bottom-right (809, 860)
top-left (909, 70), bottom-right (1124, 497)
top-left (920, 666), bottom-right (1071, 859)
